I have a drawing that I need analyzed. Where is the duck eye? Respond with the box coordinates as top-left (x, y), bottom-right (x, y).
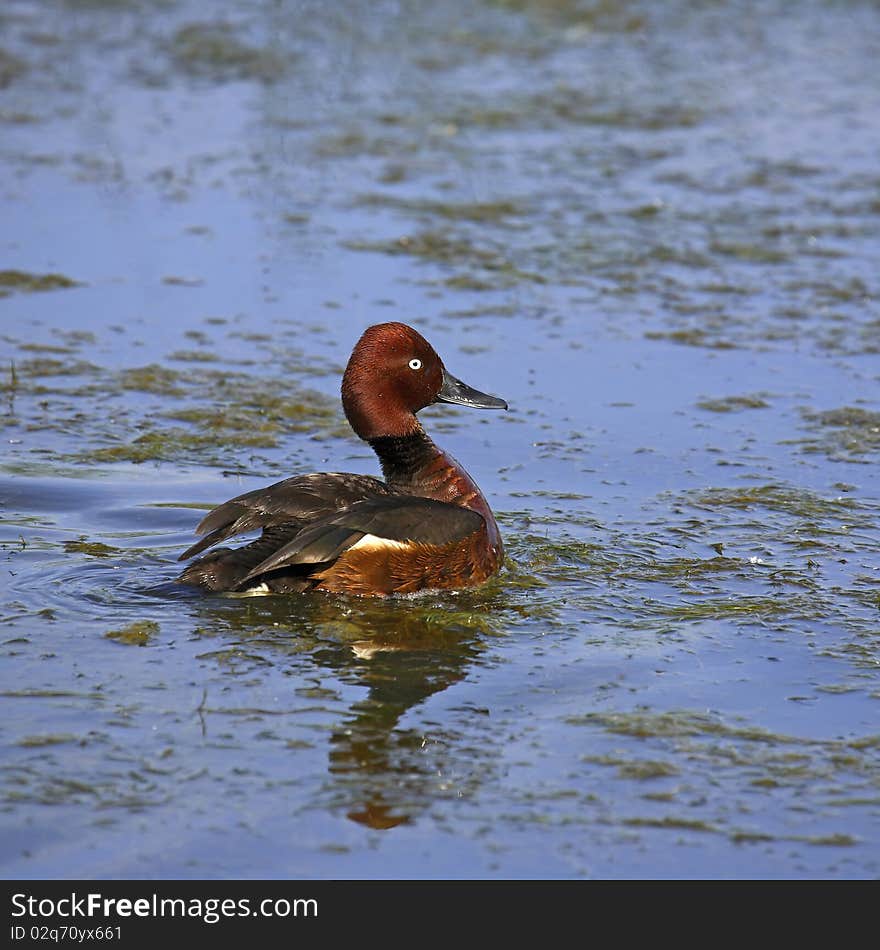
top-left (408, 358), bottom-right (423, 370)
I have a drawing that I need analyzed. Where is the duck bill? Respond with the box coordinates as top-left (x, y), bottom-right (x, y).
top-left (436, 368), bottom-right (508, 410)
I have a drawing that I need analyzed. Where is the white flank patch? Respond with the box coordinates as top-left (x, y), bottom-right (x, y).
top-left (347, 534), bottom-right (412, 553)
top-left (226, 582), bottom-right (271, 598)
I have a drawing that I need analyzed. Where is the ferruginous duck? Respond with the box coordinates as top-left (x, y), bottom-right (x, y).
top-left (177, 322), bottom-right (507, 596)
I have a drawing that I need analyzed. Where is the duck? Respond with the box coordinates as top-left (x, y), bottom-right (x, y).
top-left (176, 321), bottom-right (507, 596)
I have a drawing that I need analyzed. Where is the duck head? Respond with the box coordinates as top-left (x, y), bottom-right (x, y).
top-left (341, 322), bottom-right (507, 440)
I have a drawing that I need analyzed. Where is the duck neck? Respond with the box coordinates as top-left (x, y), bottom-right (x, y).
top-left (369, 430), bottom-right (444, 490)
top-left (369, 427), bottom-right (502, 553)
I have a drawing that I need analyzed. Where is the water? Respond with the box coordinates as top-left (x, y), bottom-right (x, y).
top-left (1, 0), bottom-right (878, 879)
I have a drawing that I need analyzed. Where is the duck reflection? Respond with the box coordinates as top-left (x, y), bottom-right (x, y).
top-left (185, 587), bottom-right (505, 830)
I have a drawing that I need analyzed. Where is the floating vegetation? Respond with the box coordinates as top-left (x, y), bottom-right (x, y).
top-left (314, 130), bottom-right (415, 159)
top-left (0, 48), bottom-right (27, 89)
top-left (681, 484), bottom-right (859, 520)
top-left (568, 709), bottom-right (797, 743)
top-left (798, 406), bottom-right (880, 461)
top-left (168, 22), bottom-right (286, 83)
top-left (90, 426), bottom-right (277, 463)
top-left (441, 90), bottom-right (700, 132)
top-left (653, 593), bottom-right (817, 622)
top-left (345, 231), bottom-right (502, 266)
top-left (17, 734), bottom-right (78, 748)
top-left (343, 231), bottom-right (545, 288)
top-left (644, 329), bottom-right (737, 350)
top-left (0, 270), bottom-right (81, 297)
top-left (583, 755), bottom-right (680, 780)
top-left (119, 365), bottom-right (187, 396)
top-left (709, 241), bottom-right (789, 264)
top-left (2, 356), bottom-right (100, 381)
top-left (167, 350), bottom-right (220, 363)
top-left (104, 620), bottom-right (159, 647)
top-left (355, 194), bottom-right (524, 224)
top-left (63, 538), bottom-right (119, 559)
top-left (697, 395), bottom-right (770, 413)
top-left (4, 354), bottom-right (346, 468)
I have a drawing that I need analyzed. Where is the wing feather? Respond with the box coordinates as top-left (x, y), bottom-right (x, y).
top-left (178, 472), bottom-right (395, 561)
top-left (238, 496), bottom-right (484, 585)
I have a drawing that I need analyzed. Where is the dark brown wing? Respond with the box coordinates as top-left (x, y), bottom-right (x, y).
top-left (237, 496), bottom-right (485, 587)
top-left (176, 523), bottom-right (310, 592)
top-left (178, 472), bottom-right (398, 561)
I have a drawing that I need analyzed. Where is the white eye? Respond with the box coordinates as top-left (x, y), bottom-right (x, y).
top-left (408, 358), bottom-right (422, 370)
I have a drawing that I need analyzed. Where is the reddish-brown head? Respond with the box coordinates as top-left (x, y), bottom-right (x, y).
top-left (341, 322), bottom-right (507, 440)
top-left (342, 323), bottom-right (445, 439)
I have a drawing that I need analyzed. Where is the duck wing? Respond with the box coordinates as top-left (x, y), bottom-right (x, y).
top-left (178, 472), bottom-right (397, 561)
top-left (236, 495), bottom-right (485, 587)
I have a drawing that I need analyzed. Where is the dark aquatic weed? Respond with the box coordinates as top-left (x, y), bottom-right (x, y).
top-left (696, 395), bottom-right (771, 413)
top-left (0, 48), bottom-right (28, 88)
top-left (567, 709), bottom-right (800, 743)
top-left (0, 270), bottom-right (81, 296)
top-left (644, 329), bottom-right (738, 350)
top-left (167, 350), bottom-right (221, 363)
top-left (3, 355), bottom-right (346, 467)
top-left (16, 734), bottom-right (79, 748)
top-left (168, 22), bottom-right (287, 83)
top-left (344, 231), bottom-right (502, 266)
top-left (797, 406), bottom-right (880, 462)
top-left (355, 194), bottom-right (525, 224)
top-left (104, 620), bottom-right (159, 646)
top-left (680, 485), bottom-right (861, 520)
top-left (343, 231), bottom-right (545, 289)
top-left (119, 364), bottom-right (187, 396)
top-left (63, 539), bottom-right (120, 558)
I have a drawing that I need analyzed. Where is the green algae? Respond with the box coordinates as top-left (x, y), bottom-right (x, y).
top-left (90, 426), bottom-right (279, 464)
top-left (0, 48), bottom-right (27, 89)
top-left (17, 734), bottom-right (79, 748)
top-left (104, 620), bottom-right (159, 647)
top-left (644, 329), bottom-right (737, 350)
top-left (345, 231), bottom-right (501, 265)
top-left (5, 352), bottom-right (346, 467)
top-left (567, 710), bottom-right (803, 745)
top-left (314, 130), bottom-right (414, 160)
top-left (0, 270), bottom-right (81, 296)
top-left (16, 343), bottom-right (75, 355)
top-left (169, 22), bottom-right (286, 83)
top-left (796, 833), bottom-right (858, 847)
top-left (443, 90), bottom-right (700, 132)
top-left (3, 357), bottom-right (100, 381)
top-left (509, 532), bottom-right (756, 593)
top-left (167, 350), bottom-right (220, 363)
top-left (799, 406), bottom-right (880, 461)
top-left (697, 395), bottom-right (770, 413)
top-left (443, 304), bottom-right (519, 319)
top-left (622, 817), bottom-right (715, 832)
top-left (653, 594), bottom-right (816, 622)
top-left (0, 110), bottom-right (40, 124)
top-left (584, 755), bottom-right (680, 780)
top-left (118, 365), bottom-right (187, 396)
top-left (161, 276), bottom-right (204, 287)
top-left (442, 275), bottom-right (499, 291)
top-left (356, 194), bottom-right (524, 223)
top-left (709, 241), bottom-right (789, 264)
top-left (344, 231), bottom-right (545, 288)
top-left (682, 485), bottom-right (859, 520)
top-left (64, 538), bottom-right (119, 558)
